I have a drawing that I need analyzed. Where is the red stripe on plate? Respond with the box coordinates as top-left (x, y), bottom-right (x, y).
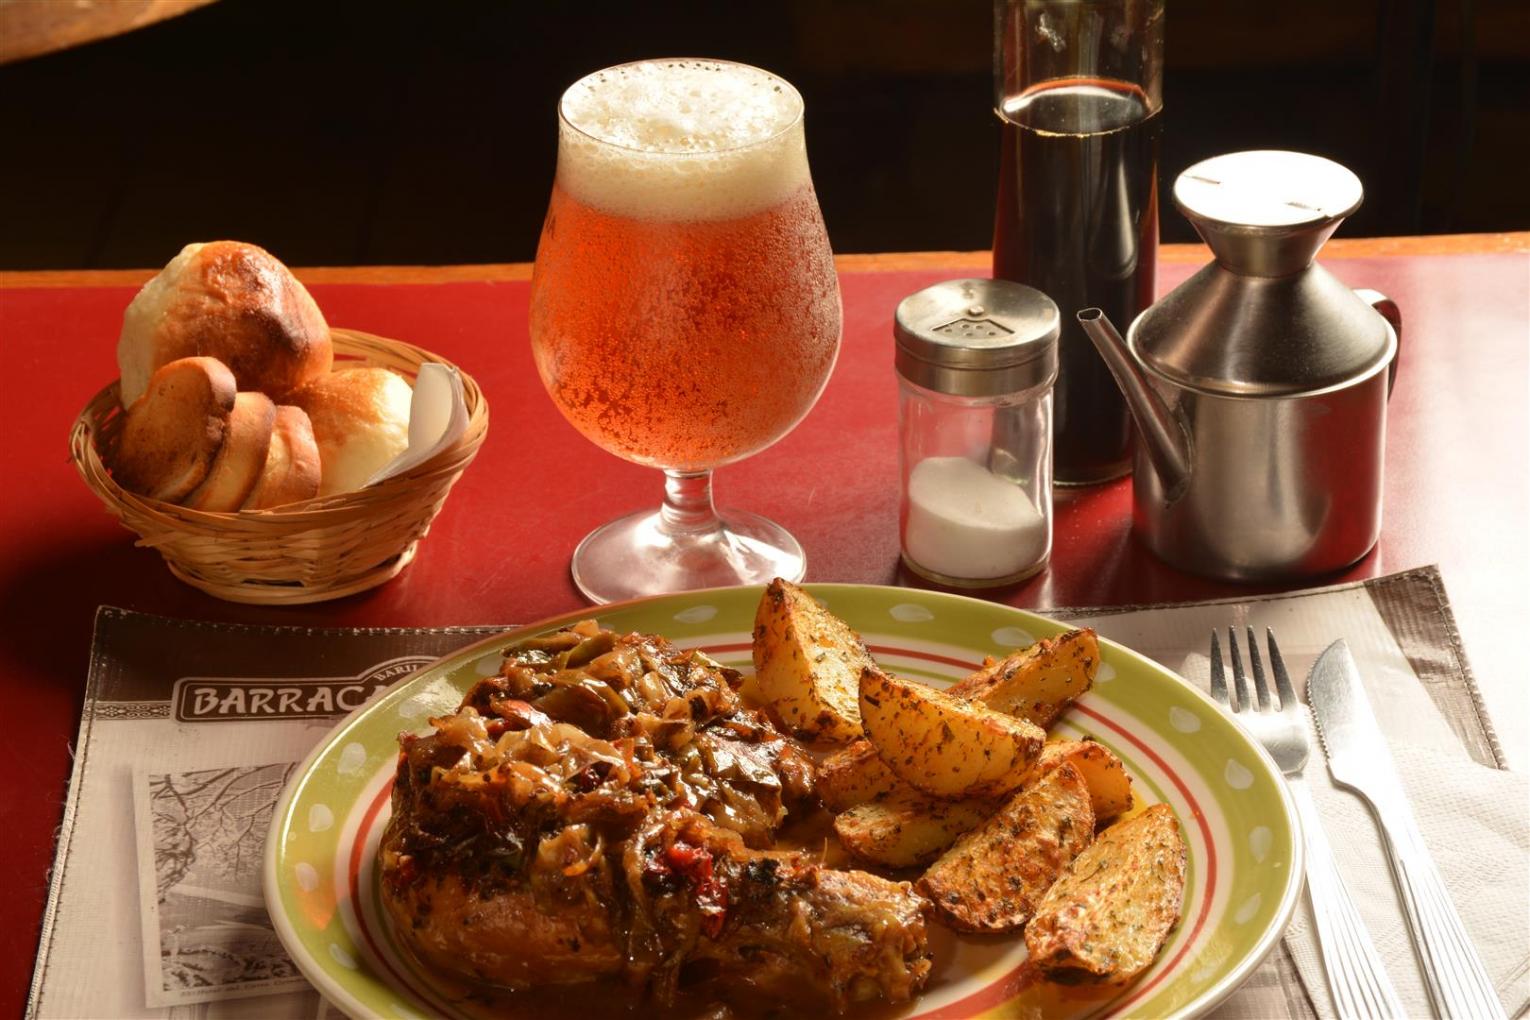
top-left (1073, 703), bottom-right (1217, 1016)
top-left (348, 776), bottom-right (464, 1019)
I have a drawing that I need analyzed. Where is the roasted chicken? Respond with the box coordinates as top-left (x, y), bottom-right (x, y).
top-left (379, 622), bottom-right (931, 1013)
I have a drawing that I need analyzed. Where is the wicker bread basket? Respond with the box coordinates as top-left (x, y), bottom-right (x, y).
top-left (70, 328), bottom-right (489, 605)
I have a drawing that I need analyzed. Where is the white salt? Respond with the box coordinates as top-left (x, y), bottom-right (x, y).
top-left (904, 456), bottom-right (1047, 580)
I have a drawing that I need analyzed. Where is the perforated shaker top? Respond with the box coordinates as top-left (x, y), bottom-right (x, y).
top-left (894, 278), bottom-right (1059, 397)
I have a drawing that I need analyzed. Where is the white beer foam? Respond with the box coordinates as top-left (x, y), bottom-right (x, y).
top-left (557, 59), bottom-right (810, 222)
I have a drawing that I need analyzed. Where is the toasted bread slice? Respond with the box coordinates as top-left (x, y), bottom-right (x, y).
top-left (184, 391), bottom-right (277, 511)
top-left (114, 356), bottom-right (237, 502)
top-left (242, 405), bottom-right (321, 510)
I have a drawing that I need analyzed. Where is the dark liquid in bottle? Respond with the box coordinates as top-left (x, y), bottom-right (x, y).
top-left (993, 79), bottom-right (1161, 485)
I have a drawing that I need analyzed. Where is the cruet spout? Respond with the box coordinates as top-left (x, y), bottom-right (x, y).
top-left (1076, 309), bottom-right (1191, 500)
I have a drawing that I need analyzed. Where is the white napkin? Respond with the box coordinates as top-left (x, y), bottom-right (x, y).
top-left (365, 363), bottom-right (469, 486)
top-left (1284, 744), bottom-right (1529, 1019)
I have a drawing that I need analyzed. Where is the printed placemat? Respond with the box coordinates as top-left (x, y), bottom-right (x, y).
top-left (28, 613), bottom-right (506, 1020)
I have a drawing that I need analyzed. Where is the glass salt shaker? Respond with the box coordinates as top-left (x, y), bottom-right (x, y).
top-left (894, 278), bottom-right (1059, 587)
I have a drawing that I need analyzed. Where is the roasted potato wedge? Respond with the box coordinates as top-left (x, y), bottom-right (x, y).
top-left (949, 629), bottom-right (1100, 729)
top-left (752, 579), bottom-right (875, 741)
top-left (815, 631), bottom-right (1098, 809)
top-left (817, 738), bottom-right (900, 811)
top-left (1025, 804), bottom-right (1187, 983)
top-left (917, 762), bottom-right (1095, 934)
top-left (1030, 739), bottom-right (1133, 820)
top-left (834, 790), bottom-right (996, 868)
top-left (859, 665), bottom-right (1045, 799)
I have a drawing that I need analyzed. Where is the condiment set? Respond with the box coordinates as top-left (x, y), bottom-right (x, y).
top-left (1080, 151), bottom-right (1401, 582)
top-left (897, 151), bottom-right (1401, 585)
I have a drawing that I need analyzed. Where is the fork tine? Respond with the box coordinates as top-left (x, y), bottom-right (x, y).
top-left (1209, 630), bottom-right (1229, 707)
top-left (1266, 628), bottom-right (1298, 710)
top-left (1245, 625), bottom-right (1273, 712)
top-left (1226, 627), bottom-right (1251, 712)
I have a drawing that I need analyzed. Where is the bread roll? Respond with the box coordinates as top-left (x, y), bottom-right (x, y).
top-left (242, 405), bottom-right (322, 510)
top-left (114, 356), bottom-right (237, 502)
top-left (183, 392), bottom-right (277, 512)
top-left (290, 367), bottom-right (413, 496)
top-left (118, 241), bottom-right (332, 406)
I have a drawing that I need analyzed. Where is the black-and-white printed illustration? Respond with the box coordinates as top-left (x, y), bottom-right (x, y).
top-left (134, 763), bottom-right (312, 1007)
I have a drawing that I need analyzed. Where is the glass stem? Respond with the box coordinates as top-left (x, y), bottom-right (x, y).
top-left (660, 469), bottom-right (723, 537)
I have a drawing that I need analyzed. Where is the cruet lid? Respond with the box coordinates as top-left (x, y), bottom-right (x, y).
top-left (1132, 151), bottom-right (1397, 397)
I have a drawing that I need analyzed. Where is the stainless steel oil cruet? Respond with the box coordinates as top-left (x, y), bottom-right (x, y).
top-left (1079, 150), bottom-right (1403, 581)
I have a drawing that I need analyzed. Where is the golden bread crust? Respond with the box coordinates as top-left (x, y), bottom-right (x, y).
top-left (117, 241), bottom-right (331, 405)
top-left (113, 356), bottom-right (237, 502)
top-left (289, 367), bottom-right (412, 496)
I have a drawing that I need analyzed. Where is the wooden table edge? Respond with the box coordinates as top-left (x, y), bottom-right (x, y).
top-left (2, 233), bottom-right (1525, 288)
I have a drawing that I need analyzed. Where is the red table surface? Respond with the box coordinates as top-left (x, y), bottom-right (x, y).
top-left (1, 250), bottom-right (1526, 1011)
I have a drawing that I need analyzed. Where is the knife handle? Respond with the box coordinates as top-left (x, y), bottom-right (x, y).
top-left (1292, 782), bottom-right (1405, 1019)
top-left (1375, 808), bottom-right (1507, 1020)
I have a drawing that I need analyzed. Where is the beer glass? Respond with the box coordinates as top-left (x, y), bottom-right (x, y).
top-left (530, 59), bottom-right (842, 604)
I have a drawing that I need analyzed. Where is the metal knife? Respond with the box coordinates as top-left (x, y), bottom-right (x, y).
top-left (1307, 639), bottom-right (1507, 1020)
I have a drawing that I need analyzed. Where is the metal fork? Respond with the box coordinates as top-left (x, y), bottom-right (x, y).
top-left (1211, 627), bottom-right (1405, 1020)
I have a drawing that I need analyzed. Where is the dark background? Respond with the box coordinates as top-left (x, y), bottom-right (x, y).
top-left (1, 0), bottom-right (1525, 270)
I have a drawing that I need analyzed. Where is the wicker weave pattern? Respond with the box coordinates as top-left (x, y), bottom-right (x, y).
top-left (69, 329), bottom-right (489, 604)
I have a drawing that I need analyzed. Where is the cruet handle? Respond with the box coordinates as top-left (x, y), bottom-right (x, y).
top-left (1354, 289), bottom-right (1403, 396)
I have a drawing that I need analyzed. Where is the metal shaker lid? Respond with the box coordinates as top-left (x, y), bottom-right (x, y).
top-left (894, 278), bottom-right (1059, 397)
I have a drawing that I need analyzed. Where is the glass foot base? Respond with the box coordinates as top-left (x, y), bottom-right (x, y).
top-left (571, 507), bottom-right (806, 605)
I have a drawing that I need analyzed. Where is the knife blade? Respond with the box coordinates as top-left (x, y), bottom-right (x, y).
top-left (1307, 640), bottom-right (1406, 803)
top-left (1307, 639), bottom-right (1507, 1020)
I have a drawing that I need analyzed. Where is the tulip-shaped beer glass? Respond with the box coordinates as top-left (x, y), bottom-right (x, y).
top-left (530, 59), bottom-right (842, 603)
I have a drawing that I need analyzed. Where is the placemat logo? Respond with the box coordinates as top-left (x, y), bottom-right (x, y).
top-left (171, 656), bottom-right (437, 722)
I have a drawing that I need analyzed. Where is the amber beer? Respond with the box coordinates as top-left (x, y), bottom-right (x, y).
top-left (530, 61), bottom-right (841, 472)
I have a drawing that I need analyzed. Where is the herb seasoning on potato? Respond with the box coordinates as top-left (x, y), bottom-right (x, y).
top-left (859, 664), bottom-right (1046, 799)
top-left (732, 582), bottom-right (1187, 1005)
top-left (752, 578), bottom-right (874, 741)
top-left (916, 761), bottom-right (1096, 933)
top-left (1025, 804), bottom-right (1188, 982)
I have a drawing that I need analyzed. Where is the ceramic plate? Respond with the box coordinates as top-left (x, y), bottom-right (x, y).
top-left (265, 585), bottom-right (1301, 1018)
